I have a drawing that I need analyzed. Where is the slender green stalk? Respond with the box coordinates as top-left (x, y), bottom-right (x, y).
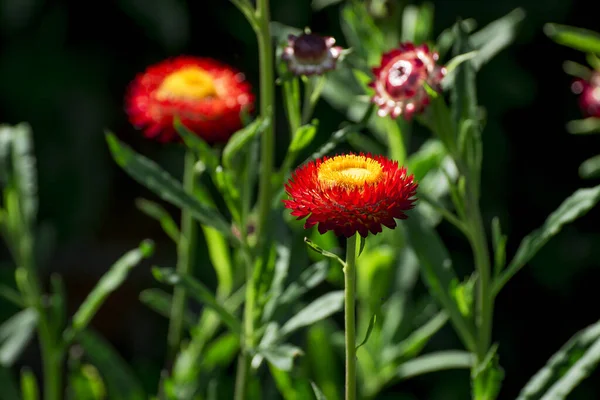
top-left (234, 350), bottom-right (249, 400)
top-left (254, 0), bottom-right (275, 245)
top-left (167, 150), bottom-right (198, 360)
top-left (344, 234), bottom-right (358, 400)
top-left (18, 234), bottom-right (62, 400)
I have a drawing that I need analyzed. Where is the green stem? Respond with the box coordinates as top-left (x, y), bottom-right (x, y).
top-left (254, 0), bottom-right (275, 245)
top-left (19, 235), bottom-right (62, 400)
top-left (234, 351), bottom-right (249, 400)
top-left (167, 150), bottom-right (198, 361)
top-left (465, 184), bottom-right (493, 362)
top-left (344, 234), bottom-right (358, 400)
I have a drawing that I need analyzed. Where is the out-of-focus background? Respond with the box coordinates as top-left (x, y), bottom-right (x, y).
top-left (1, 0), bottom-right (600, 398)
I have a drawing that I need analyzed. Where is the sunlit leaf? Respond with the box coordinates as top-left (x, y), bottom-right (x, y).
top-left (395, 351), bottom-right (474, 380)
top-left (356, 313), bottom-right (376, 350)
top-left (68, 240), bottom-right (154, 341)
top-left (135, 198), bottom-right (180, 243)
top-left (517, 319), bottom-right (600, 400)
top-left (105, 132), bottom-right (233, 240)
top-left (20, 368), bottom-right (39, 400)
top-left (544, 23), bottom-right (600, 54)
top-left (579, 154), bottom-right (600, 179)
top-left (304, 238), bottom-right (345, 267)
top-left (495, 185), bottom-right (600, 294)
top-left (280, 291), bottom-right (344, 337)
top-left (566, 118), bottom-right (600, 135)
top-left (311, 381), bottom-right (328, 400)
top-left (0, 308), bottom-right (37, 367)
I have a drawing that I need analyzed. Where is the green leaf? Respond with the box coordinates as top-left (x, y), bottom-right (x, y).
top-left (277, 261), bottom-right (330, 306)
top-left (0, 367), bottom-right (19, 400)
top-left (544, 23), bottom-right (600, 54)
top-left (405, 210), bottom-right (477, 353)
top-left (0, 285), bottom-right (23, 307)
top-left (139, 288), bottom-right (196, 328)
top-left (222, 116), bottom-right (269, 172)
top-left (472, 345), bottom-right (504, 400)
top-left (311, 381), bottom-right (328, 400)
top-left (566, 118), bottom-right (600, 135)
top-left (77, 330), bottom-right (146, 400)
top-left (105, 132), bottom-right (233, 240)
top-left (383, 311), bottom-right (449, 364)
top-left (356, 313), bottom-right (376, 350)
top-left (357, 235), bottom-right (366, 258)
top-left (135, 198), bottom-right (180, 243)
top-left (289, 123), bottom-right (318, 154)
top-left (0, 308), bottom-right (37, 367)
top-left (280, 291), bottom-right (345, 337)
top-left (304, 238), bottom-right (345, 268)
top-left (562, 61), bottom-right (593, 80)
top-left (340, 0), bottom-right (386, 66)
top-left (395, 351), bottom-right (474, 380)
top-left (20, 367), bottom-right (39, 400)
top-left (311, 0), bottom-right (342, 11)
top-left (4, 123), bottom-right (38, 228)
top-left (495, 185), bottom-right (600, 295)
top-left (579, 154), bottom-right (600, 179)
top-left (153, 268), bottom-right (242, 334)
top-left (258, 344), bottom-right (304, 371)
top-left (445, 51), bottom-right (478, 75)
top-left (68, 240), bottom-right (153, 341)
top-left (174, 117), bottom-right (219, 173)
top-left (201, 333), bottom-right (240, 370)
top-left (469, 8), bottom-right (525, 70)
top-left (307, 324), bottom-right (341, 400)
top-left (517, 319), bottom-right (600, 400)
top-left (68, 364), bottom-right (107, 400)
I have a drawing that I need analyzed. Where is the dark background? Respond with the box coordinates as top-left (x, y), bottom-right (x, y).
top-left (1, 0), bottom-right (600, 398)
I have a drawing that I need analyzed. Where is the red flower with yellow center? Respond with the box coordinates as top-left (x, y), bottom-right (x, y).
top-left (125, 56), bottom-right (254, 143)
top-left (284, 153), bottom-right (418, 238)
top-left (369, 43), bottom-right (446, 120)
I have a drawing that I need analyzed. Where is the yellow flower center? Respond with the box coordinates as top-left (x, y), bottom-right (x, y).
top-left (155, 67), bottom-right (217, 100)
top-left (317, 154), bottom-right (383, 189)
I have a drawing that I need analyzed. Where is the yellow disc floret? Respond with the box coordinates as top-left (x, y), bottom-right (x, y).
top-left (155, 67), bottom-right (217, 100)
top-left (317, 154), bottom-right (383, 189)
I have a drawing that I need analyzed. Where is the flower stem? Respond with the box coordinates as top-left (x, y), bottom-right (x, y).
top-left (344, 234), bottom-right (358, 400)
top-left (167, 149), bottom-right (198, 361)
top-left (254, 0), bottom-right (275, 245)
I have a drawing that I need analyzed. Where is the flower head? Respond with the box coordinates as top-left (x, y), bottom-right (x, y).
top-left (284, 153), bottom-right (417, 238)
top-left (369, 43), bottom-right (446, 120)
top-left (125, 56), bottom-right (254, 143)
top-left (572, 72), bottom-right (600, 118)
top-left (282, 32), bottom-right (343, 76)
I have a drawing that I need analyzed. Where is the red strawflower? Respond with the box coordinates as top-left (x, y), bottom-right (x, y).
top-left (284, 153), bottom-right (418, 238)
top-left (369, 43), bottom-right (446, 120)
top-left (282, 32), bottom-right (343, 76)
top-left (125, 56), bottom-right (254, 143)
top-left (572, 72), bottom-right (600, 118)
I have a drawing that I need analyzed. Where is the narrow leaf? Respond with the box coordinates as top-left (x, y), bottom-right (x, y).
top-left (69, 240), bottom-right (154, 339)
top-left (77, 330), bottom-right (146, 400)
top-left (289, 123), bottom-right (318, 154)
top-left (222, 116), bottom-right (269, 171)
top-left (139, 288), bottom-right (196, 328)
top-left (491, 217), bottom-right (507, 277)
top-left (495, 185), bottom-right (600, 295)
top-left (153, 268), bottom-right (242, 334)
top-left (395, 351), bottom-right (474, 380)
top-left (278, 261), bottom-right (329, 306)
top-left (259, 344), bottom-right (303, 371)
top-left (9, 123), bottom-right (38, 227)
top-left (0, 285), bottom-right (23, 307)
top-left (135, 198), bottom-right (180, 242)
top-left (304, 238), bottom-right (345, 267)
top-left (311, 381), bottom-right (328, 400)
top-left (544, 23), bottom-right (600, 54)
top-left (356, 313), bottom-right (376, 350)
top-left (566, 118), bottom-right (600, 135)
top-left (0, 308), bottom-right (38, 366)
top-left (517, 319), bottom-right (600, 400)
top-left (105, 132), bottom-right (233, 240)
top-left (280, 291), bottom-right (344, 337)
top-left (174, 117), bottom-right (219, 172)
top-left (579, 154), bottom-right (600, 179)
